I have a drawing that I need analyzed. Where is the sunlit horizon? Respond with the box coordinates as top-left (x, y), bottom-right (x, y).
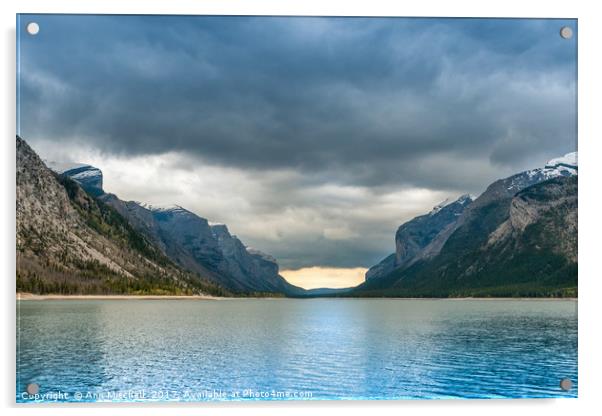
top-left (281, 267), bottom-right (367, 289)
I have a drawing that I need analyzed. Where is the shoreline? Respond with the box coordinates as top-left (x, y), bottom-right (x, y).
top-left (17, 293), bottom-right (223, 301)
top-left (16, 293), bottom-right (577, 301)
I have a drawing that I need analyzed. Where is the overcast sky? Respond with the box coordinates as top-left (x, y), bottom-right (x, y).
top-left (18, 15), bottom-right (577, 277)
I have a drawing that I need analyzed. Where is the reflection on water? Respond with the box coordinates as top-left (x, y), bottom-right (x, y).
top-left (16, 299), bottom-right (577, 402)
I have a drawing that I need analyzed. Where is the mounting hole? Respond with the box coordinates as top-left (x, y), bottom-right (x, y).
top-left (26, 383), bottom-right (39, 394)
top-left (26, 22), bottom-right (40, 36)
top-left (559, 378), bottom-right (573, 391)
top-left (559, 26), bottom-right (573, 40)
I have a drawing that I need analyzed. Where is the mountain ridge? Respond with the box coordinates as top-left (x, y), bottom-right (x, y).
top-left (49, 156), bottom-right (304, 295)
top-left (19, 135), bottom-right (577, 297)
top-left (356, 152), bottom-right (577, 297)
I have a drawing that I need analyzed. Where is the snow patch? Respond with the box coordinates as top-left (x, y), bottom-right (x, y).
top-left (545, 152), bottom-right (577, 169)
top-left (142, 203), bottom-right (187, 213)
top-left (70, 168), bottom-right (101, 180)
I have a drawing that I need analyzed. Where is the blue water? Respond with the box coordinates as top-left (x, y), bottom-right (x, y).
top-left (16, 299), bottom-right (577, 402)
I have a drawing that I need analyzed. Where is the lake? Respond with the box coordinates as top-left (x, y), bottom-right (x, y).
top-left (16, 298), bottom-right (577, 402)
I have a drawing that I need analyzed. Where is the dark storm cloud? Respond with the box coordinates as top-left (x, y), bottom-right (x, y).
top-left (19, 16), bottom-right (576, 188)
top-left (17, 15), bottom-right (577, 271)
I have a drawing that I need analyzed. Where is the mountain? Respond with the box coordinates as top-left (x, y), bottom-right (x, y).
top-left (365, 194), bottom-right (474, 281)
top-left (16, 136), bottom-right (226, 295)
top-left (53, 161), bottom-right (304, 295)
top-left (128, 204), bottom-right (303, 295)
top-left (46, 162), bottom-right (105, 197)
top-left (357, 152), bottom-right (578, 297)
top-left (294, 287), bottom-right (353, 297)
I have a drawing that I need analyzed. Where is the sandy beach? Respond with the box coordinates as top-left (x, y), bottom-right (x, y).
top-left (16, 292), bottom-right (222, 301)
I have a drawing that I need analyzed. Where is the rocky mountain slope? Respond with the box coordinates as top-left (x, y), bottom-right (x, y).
top-left (51, 158), bottom-right (303, 295)
top-left (16, 136), bottom-right (227, 295)
top-left (356, 153), bottom-right (578, 297)
top-left (366, 194), bottom-right (473, 281)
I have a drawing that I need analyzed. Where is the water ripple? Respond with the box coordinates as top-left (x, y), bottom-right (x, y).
top-left (16, 299), bottom-right (577, 402)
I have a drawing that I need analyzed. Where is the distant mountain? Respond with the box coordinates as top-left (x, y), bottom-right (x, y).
top-left (357, 153), bottom-right (578, 297)
top-left (295, 287), bottom-right (353, 297)
top-left (16, 136), bottom-right (226, 296)
top-left (53, 161), bottom-right (304, 296)
top-left (46, 162), bottom-right (105, 197)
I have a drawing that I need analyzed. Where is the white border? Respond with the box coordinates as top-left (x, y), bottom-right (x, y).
top-left (2, 1), bottom-right (601, 415)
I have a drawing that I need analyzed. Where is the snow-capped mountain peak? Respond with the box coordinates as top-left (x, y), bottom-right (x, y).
top-left (545, 151), bottom-right (577, 173)
top-left (44, 161), bottom-right (104, 195)
top-left (506, 151), bottom-right (577, 192)
top-left (537, 151), bottom-right (578, 179)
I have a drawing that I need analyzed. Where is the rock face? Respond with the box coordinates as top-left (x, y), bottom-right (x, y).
top-left (126, 206), bottom-right (303, 295)
top-left (16, 136), bottom-right (224, 295)
top-left (487, 176), bottom-right (578, 263)
top-left (211, 224), bottom-right (298, 294)
top-left (365, 253), bottom-right (396, 281)
top-left (358, 152), bottom-right (578, 297)
top-left (138, 204), bottom-right (296, 294)
top-left (395, 194), bottom-right (474, 266)
top-left (366, 194), bottom-right (473, 281)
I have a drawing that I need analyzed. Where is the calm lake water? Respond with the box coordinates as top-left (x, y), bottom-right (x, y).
top-left (16, 299), bottom-right (577, 402)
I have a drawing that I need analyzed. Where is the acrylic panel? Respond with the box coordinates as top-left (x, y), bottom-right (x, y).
top-left (16, 15), bottom-right (578, 403)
